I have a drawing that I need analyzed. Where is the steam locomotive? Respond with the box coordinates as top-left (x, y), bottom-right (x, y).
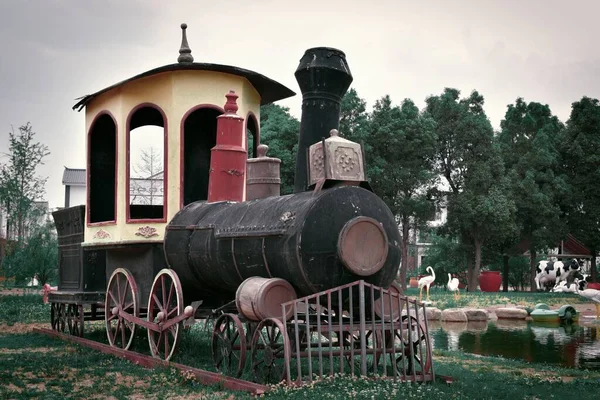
top-left (48, 25), bottom-right (404, 373)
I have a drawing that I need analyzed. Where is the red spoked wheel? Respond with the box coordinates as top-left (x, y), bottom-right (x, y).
top-left (105, 268), bottom-right (139, 350)
top-left (251, 318), bottom-right (290, 384)
top-left (67, 304), bottom-right (84, 337)
top-left (147, 269), bottom-right (184, 361)
top-left (212, 313), bottom-right (247, 378)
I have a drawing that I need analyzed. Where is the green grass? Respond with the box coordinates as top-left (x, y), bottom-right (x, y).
top-left (0, 331), bottom-right (233, 399)
top-left (403, 287), bottom-right (585, 310)
top-left (0, 294), bottom-right (50, 325)
top-left (264, 350), bottom-right (600, 399)
top-left (2, 292), bottom-right (600, 399)
top-left (3, 328), bottom-right (600, 399)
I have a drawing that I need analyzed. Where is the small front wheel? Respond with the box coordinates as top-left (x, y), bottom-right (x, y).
top-left (212, 313), bottom-right (247, 378)
top-left (251, 318), bottom-right (290, 384)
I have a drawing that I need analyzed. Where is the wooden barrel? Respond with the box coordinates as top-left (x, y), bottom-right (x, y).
top-left (235, 277), bottom-right (297, 321)
top-left (374, 281), bottom-right (403, 321)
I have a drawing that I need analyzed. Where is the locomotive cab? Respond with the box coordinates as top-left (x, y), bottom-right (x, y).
top-left (56, 23), bottom-right (294, 307)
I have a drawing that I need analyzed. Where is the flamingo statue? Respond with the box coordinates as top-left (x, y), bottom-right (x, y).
top-left (41, 283), bottom-right (57, 304)
top-left (418, 266), bottom-right (436, 301)
top-left (447, 273), bottom-right (460, 300)
top-left (576, 285), bottom-right (600, 319)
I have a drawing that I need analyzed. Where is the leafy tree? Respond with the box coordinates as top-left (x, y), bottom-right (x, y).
top-left (3, 221), bottom-right (58, 285)
top-left (0, 122), bottom-right (50, 242)
top-left (339, 88), bottom-right (369, 144)
top-left (258, 104), bottom-right (300, 195)
top-left (425, 88), bottom-right (516, 290)
top-left (561, 97), bottom-right (600, 282)
top-left (488, 255), bottom-right (531, 291)
top-left (362, 95), bottom-right (438, 289)
top-left (423, 233), bottom-right (470, 288)
top-left (497, 98), bottom-right (567, 290)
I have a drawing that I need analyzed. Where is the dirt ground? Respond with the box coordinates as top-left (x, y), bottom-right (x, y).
top-left (0, 322), bottom-right (49, 334)
top-left (0, 287), bottom-right (41, 296)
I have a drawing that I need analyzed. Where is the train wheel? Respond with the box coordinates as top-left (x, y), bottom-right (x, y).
top-left (337, 329), bottom-right (383, 373)
top-left (51, 303), bottom-right (66, 332)
top-left (56, 303), bottom-right (67, 333)
top-left (387, 315), bottom-right (432, 379)
top-left (105, 268), bottom-right (139, 350)
top-left (251, 318), bottom-right (290, 384)
top-left (212, 313), bottom-right (247, 378)
top-left (67, 304), bottom-right (84, 337)
top-left (147, 269), bottom-right (183, 361)
top-left (50, 303), bottom-right (57, 330)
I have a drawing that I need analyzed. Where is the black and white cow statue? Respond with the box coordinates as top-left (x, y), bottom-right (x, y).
top-left (551, 271), bottom-right (585, 293)
top-left (534, 258), bottom-right (582, 291)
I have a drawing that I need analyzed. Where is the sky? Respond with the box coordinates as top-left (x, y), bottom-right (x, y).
top-left (0, 0), bottom-right (599, 210)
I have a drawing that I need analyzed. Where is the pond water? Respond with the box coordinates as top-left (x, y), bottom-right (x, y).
top-left (428, 319), bottom-right (600, 370)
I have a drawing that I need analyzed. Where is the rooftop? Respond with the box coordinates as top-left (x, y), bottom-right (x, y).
top-left (72, 24), bottom-right (295, 111)
top-left (62, 167), bottom-right (86, 186)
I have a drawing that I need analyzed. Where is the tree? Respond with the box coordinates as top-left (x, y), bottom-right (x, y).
top-left (3, 221), bottom-right (58, 285)
top-left (258, 104), bottom-right (300, 195)
top-left (130, 146), bottom-right (163, 205)
top-left (425, 88), bottom-right (516, 290)
top-left (0, 122), bottom-right (50, 242)
top-left (362, 95), bottom-right (438, 289)
top-left (423, 233), bottom-right (470, 287)
top-left (561, 97), bottom-right (600, 282)
top-left (445, 150), bottom-right (518, 290)
top-left (497, 98), bottom-right (567, 290)
top-left (339, 88), bottom-right (369, 144)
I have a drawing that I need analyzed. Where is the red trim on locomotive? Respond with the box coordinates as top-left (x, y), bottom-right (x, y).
top-left (125, 103), bottom-right (168, 224)
top-left (207, 91), bottom-right (246, 203)
top-left (86, 110), bottom-right (118, 228)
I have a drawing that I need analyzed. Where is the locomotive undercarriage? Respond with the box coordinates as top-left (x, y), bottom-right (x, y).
top-left (49, 266), bottom-right (434, 385)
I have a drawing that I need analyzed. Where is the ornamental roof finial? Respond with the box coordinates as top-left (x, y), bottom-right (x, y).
top-left (177, 23), bottom-right (194, 63)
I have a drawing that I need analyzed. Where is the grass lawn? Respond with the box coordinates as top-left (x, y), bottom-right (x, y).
top-left (402, 287), bottom-right (589, 311)
top-left (1, 291), bottom-right (599, 399)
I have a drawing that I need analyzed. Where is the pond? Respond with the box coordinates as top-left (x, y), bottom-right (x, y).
top-left (429, 319), bottom-right (600, 370)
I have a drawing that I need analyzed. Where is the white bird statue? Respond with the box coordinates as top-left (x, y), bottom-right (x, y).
top-left (576, 285), bottom-right (600, 319)
top-left (418, 266), bottom-right (436, 301)
top-left (447, 273), bottom-right (460, 300)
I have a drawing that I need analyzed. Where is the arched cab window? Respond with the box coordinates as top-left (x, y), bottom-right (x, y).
top-left (127, 105), bottom-right (167, 222)
top-left (181, 106), bottom-right (223, 207)
top-left (246, 112), bottom-right (259, 158)
top-left (88, 113), bottom-right (117, 224)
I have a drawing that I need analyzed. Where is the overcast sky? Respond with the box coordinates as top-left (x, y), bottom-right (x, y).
top-left (1, 0), bottom-right (599, 210)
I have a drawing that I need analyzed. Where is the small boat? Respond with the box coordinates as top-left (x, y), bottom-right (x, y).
top-left (530, 304), bottom-right (578, 324)
top-left (530, 308), bottom-right (560, 323)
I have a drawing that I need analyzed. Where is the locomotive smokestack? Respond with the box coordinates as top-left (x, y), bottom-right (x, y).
top-left (293, 47), bottom-right (353, 193)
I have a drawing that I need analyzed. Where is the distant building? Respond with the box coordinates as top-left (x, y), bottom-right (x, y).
top-left (409, 196), bottom-right (448, 272)
top-left (0, 202), bottom-right (6, 267)
top-left (62, 167), bottom-right (86, 208)
top-left (0, 201), bottom-right (6, 240)
top-left (130, 171), bottom-right (164, 205)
